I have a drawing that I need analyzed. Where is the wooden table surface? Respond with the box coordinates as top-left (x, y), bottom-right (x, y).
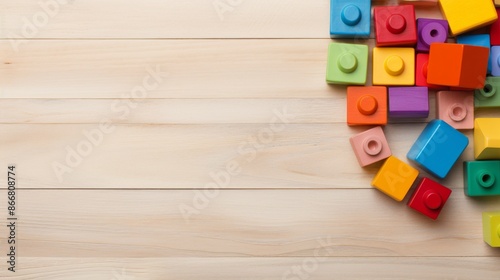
top-left (1, 1), bottom-right (499, 279)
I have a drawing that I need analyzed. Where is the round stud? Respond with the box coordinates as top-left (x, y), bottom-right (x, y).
top-left (384, 55), bottom-right (405, 76)
top-left (357, 95), bottom-right (378, 116)
top-left (341, 5), bottom-right (362, 26)
top-left (337, 52), bottom-right (358, 73)
top-left (423, 191), bottom-right (442, 210)
top-left (477, 170), bottom-right (495, 188)
top-left (386, 14), bottom-right (406, 34)
top-left (480, 84), bottom-right (496, 98)
top-left (362, 137), bottom-right (383, 156)
top-left (422, 61), bottom-right (428, 78)
top-left (448, 103), bottom-right (467, 122)
top-left (421, 22), bottom-right (447, 47)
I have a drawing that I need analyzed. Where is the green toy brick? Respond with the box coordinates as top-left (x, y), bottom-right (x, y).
top-left (475, 77), bottom-right (500, 108)
top-left (326, 42), bottom-right (368, 85)
top-left (464, 161), bottom-right (500, 196)
top-left (482, 212), bottom-right (500, 247)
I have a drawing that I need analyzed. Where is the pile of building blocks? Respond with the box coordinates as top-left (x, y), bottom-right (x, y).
top-left (327, 0), bottom-right (500, 247)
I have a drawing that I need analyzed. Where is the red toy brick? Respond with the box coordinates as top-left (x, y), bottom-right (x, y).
top-left (490, 9), bottom-right (500, 46)
top-left (407, 177), bottom-right (452, 220)
top-left (374, 5), bottom-right (417, 47)
top-left (415, 53), bottom-right (447, 90)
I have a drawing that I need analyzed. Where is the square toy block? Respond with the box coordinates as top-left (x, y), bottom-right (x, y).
top-left (474, 118), bottom-right (500, 160)
top-left (464, 161), bottom-right (500, 196)
top-left (407, 120), bottom-right (469, 179)
top-left (326, 43), bottom-right (368, 85)
top-left (347, 86), bottom-right (387, 126)
top-left (490, 9), bottom-right (500, 45)
top-left (436, 91), bottom-right (474, 130)
top-left (373, 5), bottom-right (417, 47)
top-left (415, 54), bottom-right (447, 90)
top-left (427, 43), bottom-right (489, 89)
top-left (371, 156), bottom-right (419, 201)
top-left (491, 47), bottom-right (500, 77)
top-left (456, 34), bottom-right (492, 74)
top-left (407, 177), bottom-right (452, 220)
top-left (475, 77), bottom-right (500, 108)
top-left (373, 47), bottom-right (415, 86)
top-left (439, 0), bottom-right (498, 35)
top-left (330, 0), bottom-right (371, 38)
top-left (388, 87), bottom-right (429, 118)
top-left (349, 126), bottom-right (391, 167)
top-left (483, 212), bottom-right (500, 247)
top-left (416, 19), bottom-right (448, 53)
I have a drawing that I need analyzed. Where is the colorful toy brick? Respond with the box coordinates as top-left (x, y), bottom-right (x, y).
top-left (490, 9), bottom-right (500, 45)
top-left (416, 18), bottom-right (448, 52)
top-left (464, 161), bottom-right (500, 197)
top-left (491, 47), bottom-right (500, 77)
top-left (436, 91), bottom-right (474, 130)
top-left (388, 87), bottom-right (429, 118)
top-left (483, 212), bottom-right (500, 247)
top-left (347, 86), bottom-right (387, 126)
top-left (373, 47), bottom-right (415, 86)
top-left (474, 118), bottom-right (500, 160)
top-left (415, 53), bottom-right (446, 89)
top-left (330, 0), bottom-right (371, 38)
top-left (427, 43), bottom-right (489, 89)
top-left (326, 43), bottom-right (368, 85)
top-left (456, 34), bottom-right (492, 74)
top-left (349, 126), bottom-right (391, 167)
top-left (407, 177), bottom-right (452, 220)
top-left (373, 5), bottom-right (417, 46)
top-left (371, 156), bottom-right (419, 201)
top-left (438, 0), bottom-right (498, 35)
top-left (475, 77), bottom-right (500, 108)
top-left (407, 120), bottom-right (469, 179)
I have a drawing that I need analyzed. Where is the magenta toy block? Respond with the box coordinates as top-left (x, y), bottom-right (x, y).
top-left (349, 126), bottom-right (392, 167)
top-left (388, 87), bottom-right (429, 118)
top-left (436, 91), bottom-right (474, 130)
top-left (416, 18), bottom-right (449, 52)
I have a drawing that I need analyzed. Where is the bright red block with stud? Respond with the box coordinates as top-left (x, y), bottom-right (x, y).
top-left (491, 9), bottom-right (500, 46)
top-left (407, 177), bottom-right (452, 220)
top-left (415, 53), bottom-right (447, 90)
top-left (374, 5), bottom-right (417, 46)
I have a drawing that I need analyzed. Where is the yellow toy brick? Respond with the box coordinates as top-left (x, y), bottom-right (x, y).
top-left (439, 0), bottom-right (498, 35)
top-left (373, 47), bottom-right (415, 86)
top-left (371, 156), bottom-right (419, 201)
top-left (474, 118), bottom-right (500, 160)
top-left (482, 212), bottom-right (500, 247)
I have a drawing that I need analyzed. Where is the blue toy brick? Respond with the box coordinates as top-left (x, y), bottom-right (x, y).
top-left (492, 46), bottom-right (500, 77)
top-left (457, 34), bottom-right (492, 74)
top-left (407, 120), bottom-right (469, 179)
top-left (330, 0), bottom-right (371, 38)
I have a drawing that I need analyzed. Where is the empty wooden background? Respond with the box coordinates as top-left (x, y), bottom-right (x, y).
top-left (0, 1), bottom-right (499, 279)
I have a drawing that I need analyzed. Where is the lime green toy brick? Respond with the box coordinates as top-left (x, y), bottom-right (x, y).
top-left (482, 212), bottom-right (500, 247)
top-left (463, 161), bottom-right (500, 196)
top-left (326, 42), bottom-right (368, 85)
top-left (475, 77), bottom-right (500, 108)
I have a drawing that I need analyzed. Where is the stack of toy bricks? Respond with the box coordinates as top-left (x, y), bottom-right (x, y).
top-left (326, 0), bottom-right (500, 247)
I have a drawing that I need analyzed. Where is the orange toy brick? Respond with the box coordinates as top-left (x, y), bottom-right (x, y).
top-left (427, 43), bottom-right (489, 89)
top-left (347, 86), bottom-right (388, 126)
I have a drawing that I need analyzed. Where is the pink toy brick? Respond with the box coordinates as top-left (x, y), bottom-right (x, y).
top-left (388, 86), bottom-right (429, 118)
top-left (349, 126), bottom-right (392, 167)
top-left (436, 91), bottom-right (475, 129)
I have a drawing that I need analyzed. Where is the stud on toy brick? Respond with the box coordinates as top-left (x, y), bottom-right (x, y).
top-left (407, 120), bottom-right (469, 179)
top-left (490, 9), bottom-right (500, 45)
top-left (326, 43), bottom-right (368, 85)
top-left (330, 0), bottom-right (371, 38)
top-left (388, 87), bottom-right (429, 118)
top-left (475, 77), bottom-right (500, 108)
top-left (347, 86), bottom-right (387, 126)
top-left (416, 18), bottom-right (448, 53)
top-left (349, 126), bottom-right (391, 167)
top-left (373, 47), bottom-right (415, 86)
top-left (483, 212), bottom-right (500, 247)
top-left (456, 34), bottom-right (492, 74)
top-left (464, 161), bottom-right (500, 197)
top-left (371, 156), bottom-right (419, 202)
top-left (474, 118), bottom-right (500, 160)
top-left (491, 47), bottom-right (500, 77)
top-left (436, 91), bottom-right (474, 130)
top-left (407, 177), bottom-right (452, 220)
top-left (373, 5), bottom-right (417, 47)
top-left (439, 0), bottom-right (497, 35)
top-left (415, 54), bottom-right (446, 89)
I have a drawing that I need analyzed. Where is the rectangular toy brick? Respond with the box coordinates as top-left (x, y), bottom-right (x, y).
top-left (371, 156), bottom-right (419, 202)
top-left (407, 177), bottom-right (452, 220)
top-left (373, 5), bottom-right (417, 47)
top-left (373, 47), bottom-right (415, 86)
top-left (439, 0), bottom-right (498, 35)
top-left (349, 126), bottom-right (391, 167)
top-left (491, 46), bottom-right (500, 77)
top-left (483, 212), bottom-right (500, 247)
top-left (347, 86), bottom-right (387, 126)
top-left (330, 0), bottom-right (371, 38)
top-left (474, 118), bottom-right (500, 159)
top-left (475, 77), bottom-right (500, 108)
top-left (415, 54), bottom-right (447, 90)
top-left (464, 161), bottom-right (500, 196)
top-left (490, 9), bottom-right (500, 45)
top-left (326, 42), bottom-right (368, 85)
top-left (416, 18), bottom-right (449, 53)
top-left (457, 34), bottom-right (492, 74)
top-left (407, 119), bottom-right (469, 179)
top-left (436, 91), bottom-right (474, 130)
top-left (388, 87), bottom-right (429, 118)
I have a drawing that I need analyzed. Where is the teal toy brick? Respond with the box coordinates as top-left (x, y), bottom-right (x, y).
top-left (475, 77), bottom-right (500, 108)
top-left (464, 161), bottom-right (500, 196)
top-left (407, 120), bottom-right (469, 179)
top-left (326, 42), bottom-right (368, 85)
top-left (457, 34), bottom-right (492, 74)
top-left (330, 0), bottom-right (371, 38)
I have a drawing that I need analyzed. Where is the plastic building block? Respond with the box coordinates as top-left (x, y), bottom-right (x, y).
top-left (326, 43), bottom-right (368, 85)
top-left (388, 87), bottom-right (429, 118)
top-left (491, 47), bottom-right (500, 77)
top-left (330, 0), bottom-right (371, 38)
top-left (349, 126), bottom-right (391, 167)
top-left (464, 161), bottom-right (500, 197)
top-left (439, 0), bottom-right (498, 36)
top-left (427, 43), bottom-right (489, 89)
top-left (373, 5), bottom-right (417, 46)
top-left (483, 212), bottom-right (500, 247)
top-left (474, 118), bottom-right (500, 160)
top-left (373, 47), bottom-right (415, 86)
top-left (456, 34), bottom-right (492, 74)
top-left (436, 91), bottom-right (474, 130)
top-left (490, 9), bottom-right (500, 45)
top-left (407, 177), bottom-right (452, 220)
top-left (371, 156), bottom-right (419, 201)
top-left (407, 120), bottom-right (469, 179)
top-left (416, 18), bottom-right (448, 53)
top-left (475, 77), bottom-right (500, 108)
top-left (415, 54), bottom-right (447, 89)
top-left (347, 86), bottom-right (387, 126)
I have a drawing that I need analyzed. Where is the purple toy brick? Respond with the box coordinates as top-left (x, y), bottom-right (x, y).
top-left (492, 46), bottom-right (500, 77)
top-left (388, 87), bottom-right (429, 118)
top-left (416, 18), bottom-right (449, 52)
